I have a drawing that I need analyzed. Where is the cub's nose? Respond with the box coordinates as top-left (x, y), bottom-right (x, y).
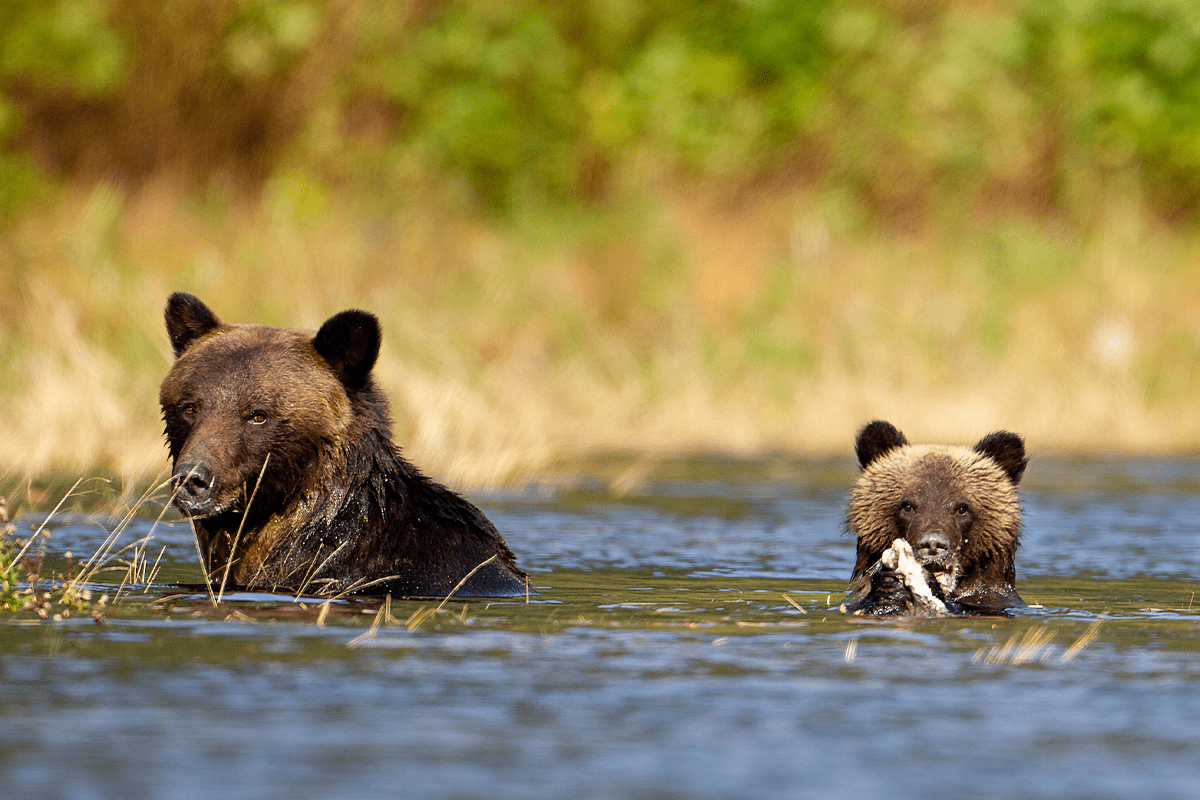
top-left (172, 460), bottom-right (215, 515)
top-left (914, 530), bottom-right (951, 563)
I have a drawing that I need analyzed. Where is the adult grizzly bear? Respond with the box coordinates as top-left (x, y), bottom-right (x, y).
top-left (841, 420), bottom-right (1028, 616)
top-left (159, 292), bottom-right (528, 598)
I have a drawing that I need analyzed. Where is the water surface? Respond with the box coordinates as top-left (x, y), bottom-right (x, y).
top-left (3, 455), bottom-right (1199, 799)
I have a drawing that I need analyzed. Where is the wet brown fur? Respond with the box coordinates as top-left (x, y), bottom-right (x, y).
top-left (159, 293), bottom-right (528, 598)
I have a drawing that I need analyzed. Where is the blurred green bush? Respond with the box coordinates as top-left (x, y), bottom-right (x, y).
top-left (4, 0), bottom-right (1200, 221)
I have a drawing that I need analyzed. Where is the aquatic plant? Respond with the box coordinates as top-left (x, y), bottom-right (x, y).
top-left (0, 495), bottom-right (27, 612)
top-left (0, 482), bottom-right (169, 621)
top-left (0, 487), bottom-right (107, 620)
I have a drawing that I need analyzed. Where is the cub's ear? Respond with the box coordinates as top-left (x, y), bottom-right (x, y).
top-left (313, 309), bottom-right (381, 390)
top-left (166, 293), bottom-right (221, 357)
top-left (855, 420), bottom-right (908, 470)
top-left (974, 431), bottom-right (1027, 485)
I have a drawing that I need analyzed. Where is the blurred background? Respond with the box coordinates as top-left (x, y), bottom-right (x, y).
top-left (1, 0), bottom-right (1199, 490)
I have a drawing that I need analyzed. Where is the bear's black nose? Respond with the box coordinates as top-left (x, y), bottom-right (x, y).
top-left (914, 530), bottom-right (951, 563)
top-left (173, 460), bottom-right (215, 515)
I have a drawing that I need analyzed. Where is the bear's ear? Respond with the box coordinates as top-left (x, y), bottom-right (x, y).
top-left (974, 431), bottom-right (1027, 485)
top-left (313, 309), bottom-right (381, 390)
top-left (855, 420), bottom-right (908, 469)
top-left (165, 293), bottom-right (222, 357)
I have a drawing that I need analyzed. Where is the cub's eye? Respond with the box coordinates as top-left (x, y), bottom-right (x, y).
top-left (248, 411), bottom-right (268, 425)
top-left (954, 503), bottom-right (970, 516)
top-left (899, 500), bottom-right (916, 513)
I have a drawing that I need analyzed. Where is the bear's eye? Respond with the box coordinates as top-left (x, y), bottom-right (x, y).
top-left (954, 503), bottom-right (970, 516)
top-left (181, 403), bottom-right (197, 417)
top-left (248, 410), bottom-right (269, 425)
top-left (899, 500), bottom-right (916, 513)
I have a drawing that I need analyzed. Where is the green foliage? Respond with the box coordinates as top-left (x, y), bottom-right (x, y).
top-left (0, 0), bottom-right (126, 93)
top-left (224, 0), bottom-right (319, 80)
top-left (0, 0), bottom-right (126, 215)
top-left (350, 0), bottom-right (830, 208)
top-left (7, 0), bottom-right (1200, 219)
top-left (1077, 0), bottom-right (1200, 207)
top-left (0, 497), bottom-right (24, 612)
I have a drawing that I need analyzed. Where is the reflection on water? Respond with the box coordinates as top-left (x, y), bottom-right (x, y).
top-left (3, 455), bottom-right (1200, 799)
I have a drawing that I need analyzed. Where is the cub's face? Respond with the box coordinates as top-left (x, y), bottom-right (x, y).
top-left (882, 453), bottom-right (978, 591)
top-left (159, 293), bottom-right (379, 521)
top-left (848, 420), bottom-right (1027, 594)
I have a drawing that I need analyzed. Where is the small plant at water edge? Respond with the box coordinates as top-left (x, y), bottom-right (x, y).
top-left (0, 493), bottom-right (111, 622)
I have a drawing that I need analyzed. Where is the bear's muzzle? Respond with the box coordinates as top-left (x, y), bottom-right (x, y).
top-left (171, 460), bottom-right (218, 518)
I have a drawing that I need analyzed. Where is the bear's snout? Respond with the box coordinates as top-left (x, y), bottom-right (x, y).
top-left (172, 460), bottom-right (217, 517)
top-left (913, 528), bottom-right (953, 564)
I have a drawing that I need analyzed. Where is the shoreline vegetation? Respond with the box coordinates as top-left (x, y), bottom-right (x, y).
top-left (0, 484), bottom-right (148, 621)
top-left (4, 0), bottom-right (1200, 492)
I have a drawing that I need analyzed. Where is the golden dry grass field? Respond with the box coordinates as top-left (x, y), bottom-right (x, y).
top-left (3, 178), bottom-right (1199, 493)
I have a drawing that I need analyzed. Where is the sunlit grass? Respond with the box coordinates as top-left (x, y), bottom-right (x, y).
top-left (3, 183), bottom-right (1200, 492)
top-left (972, 616), bottom-right (1107, 665)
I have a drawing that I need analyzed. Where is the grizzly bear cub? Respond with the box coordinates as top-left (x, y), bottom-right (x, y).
top-left (159, 293), bottom-right (528, 598)
top-left (841, 420), bottom-right (1028, 616)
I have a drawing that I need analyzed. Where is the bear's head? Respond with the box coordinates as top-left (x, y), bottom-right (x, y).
top-left (159, 293), bottom-right (383, 521)
top-left (848, 420), bottom-right (1027, 597)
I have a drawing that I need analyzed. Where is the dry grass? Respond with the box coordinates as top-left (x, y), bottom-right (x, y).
top-left (343, 563), bottom-right (500, 648)
top-left (973, 626), bottom-right (1058, 665)
top-left (0, 480), bottom-right (172, 620)
top-left (3, 181), bottom-right (1200, 490)
top-left (973, 616), bottom-right (1106, 665)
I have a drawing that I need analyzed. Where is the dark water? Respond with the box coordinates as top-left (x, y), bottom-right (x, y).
top-left (3, 455), bottom-right (1200, 800)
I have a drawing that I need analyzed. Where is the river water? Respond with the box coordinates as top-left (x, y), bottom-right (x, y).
top-left (3, 455), bottom-right (1199, 799)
